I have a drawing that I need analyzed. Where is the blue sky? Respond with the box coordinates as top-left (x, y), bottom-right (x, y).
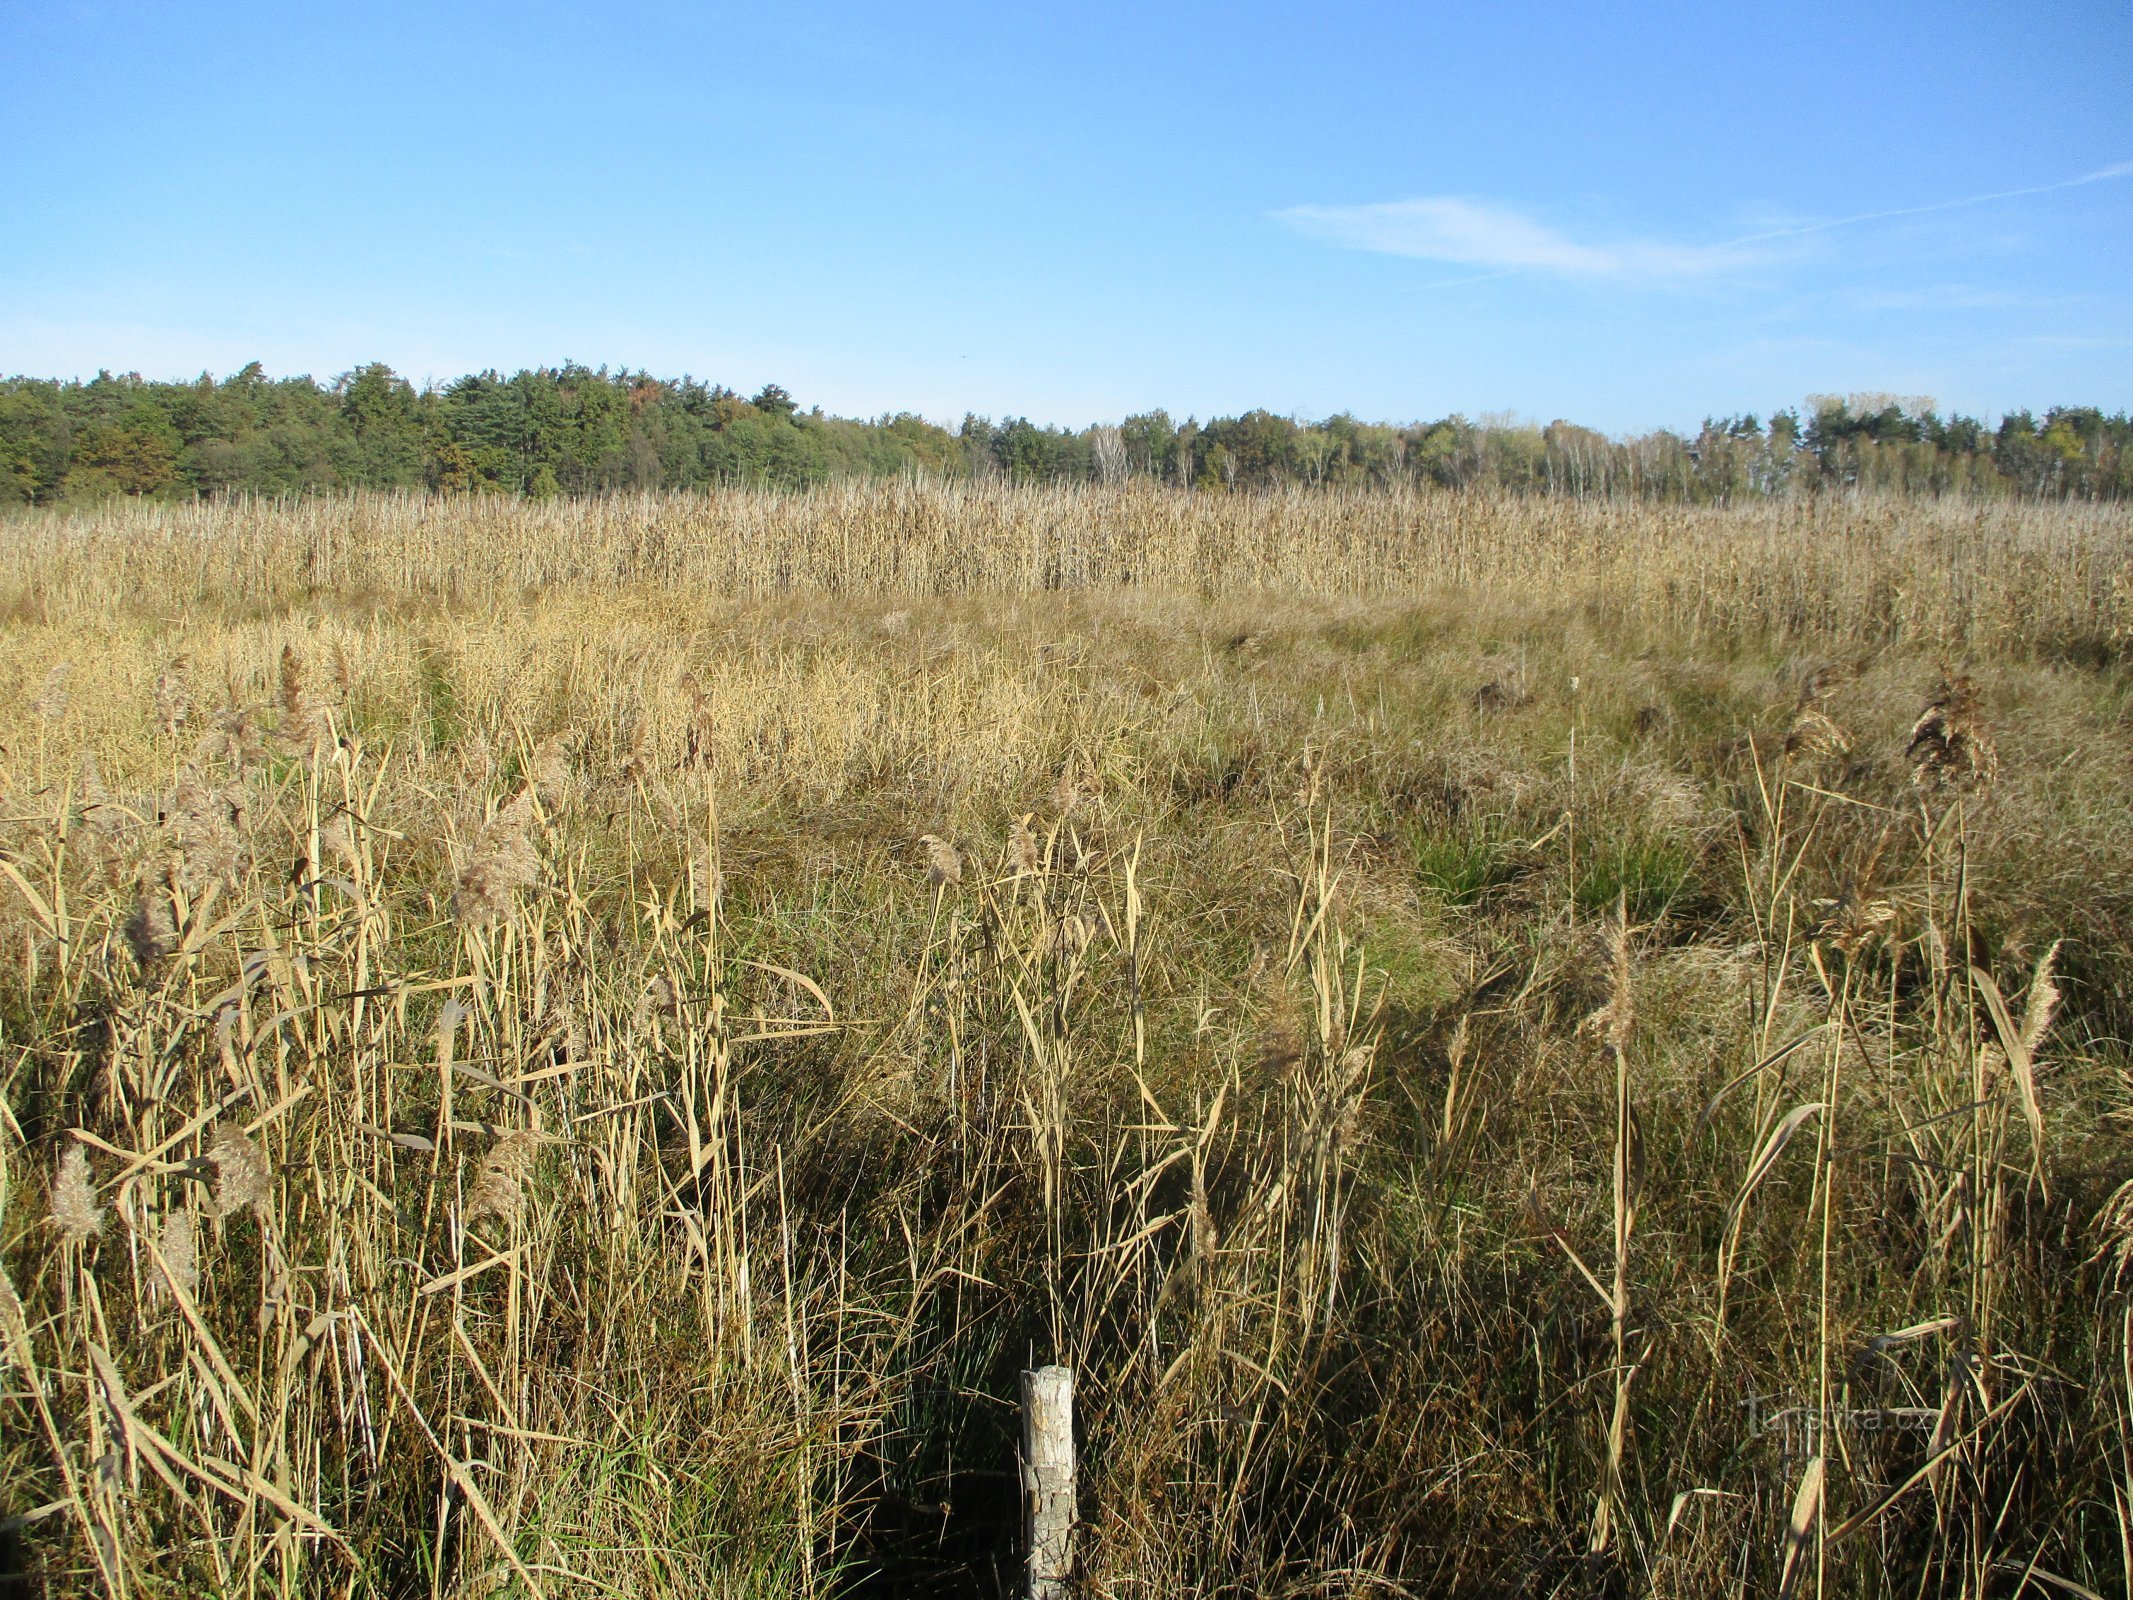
top-left (3, 0), bottom-right (2128, 432)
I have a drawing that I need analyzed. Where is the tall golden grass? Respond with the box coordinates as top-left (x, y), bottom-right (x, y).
top-left (0, 484), bottom-right (2129, 1597)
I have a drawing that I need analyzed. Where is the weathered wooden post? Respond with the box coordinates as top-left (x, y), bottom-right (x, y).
top-left (1019, 1364), bottom-right (1076, 1599)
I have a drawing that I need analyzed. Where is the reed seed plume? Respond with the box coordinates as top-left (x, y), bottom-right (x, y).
top-left (1294, 744), bottom-right (1324, 808)
top-left (1588, 910), bottom-right (1636, 1056)
top-left (49, 1144), bottom-right (102, 1243)
top-left (1047, 910), bottom-right (1098, 962)
top-left (75, 752), bottom-right (122, 835)
top-left (1187, 1149), bottom-right (1216, 1272)
top-left (1010, 812), bottom-right (1041, 876)
top-left (1907, 669), bottom-right (1999, 791)
top-left (0, 1265), bottom-right (29, 1371)
top-left (530, 733), bottom-right (573, 811)
top-left (1253, 975), bottom-right (1306, 1081)
top-left (535, 985), bottom-right (589, 1066)
top-left (125, 875), bottom-right (178, 973)
top-left (278, 643), bottom-right (331, 752)
top-left (167, 769), bottom-right (245, 893)
top-left (2014, 939), bottom-right (2065, 1076)
top-left (689, 849), bottom-right (724, 910)
top-left (156, 1208), bottom-right (199, 1303)
top-left (153, 655), bottom-right (193, 734)
top-left (464, 1130), bottom-right (541, 1230)
top-left (679, 670), bottom-right (717, 769)
top-left (1812, 888), bottom-right (1896, 955)
top-left (29, 662), bottom-right (71, 722)
top-left (204, 693), bottom-right (271, 770)
top-left (454, 787), bottom-right (540, 925)
top-left (636, 973), bottom-right (681, 1028)
top-left (1783, 707), bottom-right (1850, 761)
top-left (918, 833), bottom-right (962, 886)
top-left (435, 995), bottom-right (469, 1057)
top-left (206, 1122), bottom-right (273, 1222)
top-left (2097, 1181), bottom-right (2133, 1291)
top-left (317, 808), bottom-right (359, 869)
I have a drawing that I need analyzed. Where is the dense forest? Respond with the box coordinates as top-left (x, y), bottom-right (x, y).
top-left (3, 361), bottom-right (2129, 503)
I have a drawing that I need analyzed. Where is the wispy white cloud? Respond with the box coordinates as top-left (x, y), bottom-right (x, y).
top-left (1274, 197), bottom-right (1759, 281)
top-left (1278, 161), bottom-right (2133, 285)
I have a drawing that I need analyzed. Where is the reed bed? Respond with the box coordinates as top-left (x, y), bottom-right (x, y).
top-left (0, 484), bottom-right (2128, 1597)
top-left (4, 485), bottom-right (2130, 659)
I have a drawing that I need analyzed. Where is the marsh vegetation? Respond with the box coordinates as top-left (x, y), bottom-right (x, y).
top-left (1, 483), bottom-right (2129, 1596)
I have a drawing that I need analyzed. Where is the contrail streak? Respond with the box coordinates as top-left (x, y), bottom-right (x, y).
top-left (1721, 160), bottom-right (2133, 247)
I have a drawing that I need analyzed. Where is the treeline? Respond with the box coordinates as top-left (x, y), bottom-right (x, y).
top-left (3, 362), bottom-right (2129, 504)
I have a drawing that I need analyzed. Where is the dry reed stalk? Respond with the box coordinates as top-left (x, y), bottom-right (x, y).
top-left (1583, 903), bottom-right (1638, 1557)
